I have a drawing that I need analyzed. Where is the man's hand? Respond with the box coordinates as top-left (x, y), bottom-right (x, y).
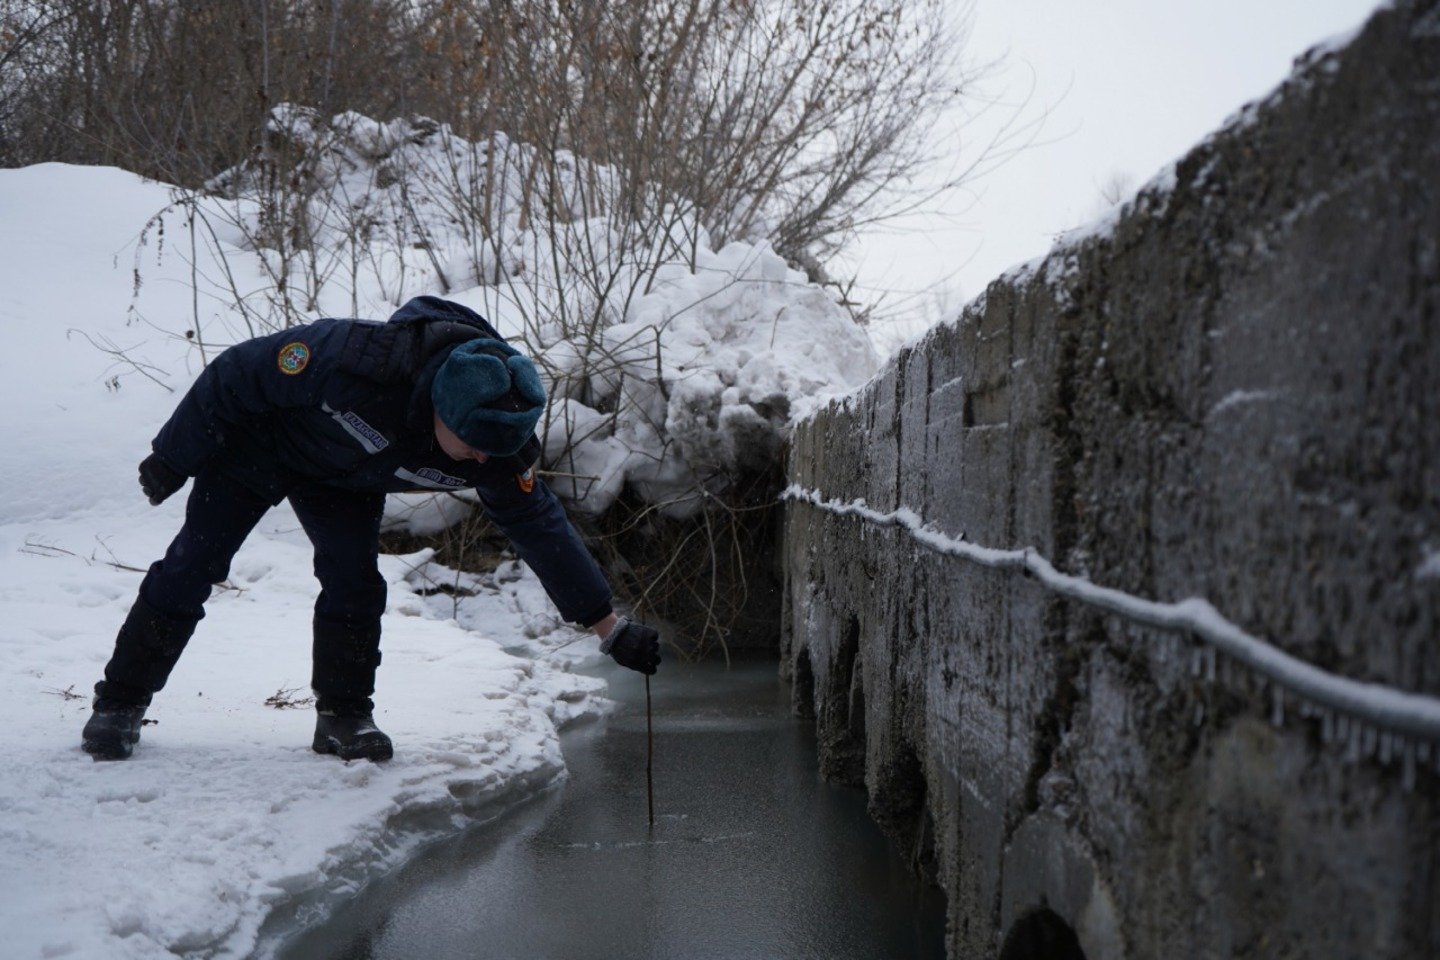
top-left (600, 617), bottom-right (661, 675)
top-left (138, 453), bottom-right (185, 506)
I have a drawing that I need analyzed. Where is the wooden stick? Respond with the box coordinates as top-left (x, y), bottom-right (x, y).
top-left (646, 674), bottom-right (655, 828)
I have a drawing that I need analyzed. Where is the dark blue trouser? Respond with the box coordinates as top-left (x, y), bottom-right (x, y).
top-left (100, 466), bottom-right (387, 708)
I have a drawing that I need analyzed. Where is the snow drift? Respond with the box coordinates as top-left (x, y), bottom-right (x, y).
top-left (0, 102), bottom-right (875, 955)
top-left (204, 105), bottom-right (878, 518)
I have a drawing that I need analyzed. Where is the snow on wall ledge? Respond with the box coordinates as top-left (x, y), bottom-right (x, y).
top-left (783, 485), bottom-right (1440, 751)
top-left (783, 3), bottom-right (1440, 959)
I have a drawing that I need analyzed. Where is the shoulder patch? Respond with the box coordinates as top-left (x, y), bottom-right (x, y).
top-left (277, 342), bottom-right (311, 375)
top-left (516, 466), bottom-right (535, 494)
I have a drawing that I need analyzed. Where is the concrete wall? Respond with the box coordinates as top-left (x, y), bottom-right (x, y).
top-left (783, 3), bottom-right (1440, 957)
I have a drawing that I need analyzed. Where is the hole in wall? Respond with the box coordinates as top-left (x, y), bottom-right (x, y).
top-left (997, 907), bottom-right (1087, 960)
top-left (868, 742), bottom-right (938, 883)
top-left (793, 645), bottom-right (816, 720)
top-left (819, 614), bottom-right (867, 785)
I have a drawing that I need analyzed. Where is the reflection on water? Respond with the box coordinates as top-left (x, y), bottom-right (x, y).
top-left (281, 657), bottom-right (946, 960)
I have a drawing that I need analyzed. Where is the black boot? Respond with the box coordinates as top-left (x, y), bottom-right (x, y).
top-left (311, 617), bottom-right (388, 760)
top-left (83, 596), bottom-right (197, 760)
top-left (81, 685), bottom-right (148, 761)
top-left (313, 700), bottom-right (393, 762)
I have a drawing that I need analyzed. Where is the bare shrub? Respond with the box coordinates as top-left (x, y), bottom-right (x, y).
top-left (1, 0), bottom-right (424, 184)
top-left (5, 0), bottom-right (986, 282)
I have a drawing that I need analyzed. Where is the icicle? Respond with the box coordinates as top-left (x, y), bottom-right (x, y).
top-left (1336, 715), bottom-right (1349, 744)
top-left (1380, 731), bottom-right (1393, 764)
top-left (1204, 647), bottom-right (1217, 683)
top-left (1363, 724), bottom-right (1378, 758)
top-left (1419, 742), bottom-right (1432, 764)
top-left (1271, 688), bottom-right (1284, 728)
top-left (1402, 741), bottom-right (1417, 792)
top-left (1345, 722), bottom-right (1361, 764)
top-left (1190, 648), bottom-right (1202, 677)
top-left (1194, 702), bottom-right (1205, 727)
top-left (1322, 710), bottom-right (1334, 744)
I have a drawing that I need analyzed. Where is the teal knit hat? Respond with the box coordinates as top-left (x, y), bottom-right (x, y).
top-left (431, 338), bottom-right (547, 457)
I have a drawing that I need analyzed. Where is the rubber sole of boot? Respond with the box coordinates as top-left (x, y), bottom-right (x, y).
top-left (82, 729), bottom-right (139, 761)
top-left (312, 731), bottom-right (393, 762)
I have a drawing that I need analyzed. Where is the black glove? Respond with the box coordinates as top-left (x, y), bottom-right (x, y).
top-left (138, 453), bottom-right (186, 506)
top-left (600, 617), bottom-right (661, 675)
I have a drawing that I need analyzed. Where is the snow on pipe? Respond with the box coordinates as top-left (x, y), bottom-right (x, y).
top-left (783, 485), bottom-right (1440, 746)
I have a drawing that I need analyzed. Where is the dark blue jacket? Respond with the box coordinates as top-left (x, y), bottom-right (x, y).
top-left (151, 296), bottom-right (613, 626)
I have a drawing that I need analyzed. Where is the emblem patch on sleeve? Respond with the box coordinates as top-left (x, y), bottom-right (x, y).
top-left (277, 342), bottom-right (311, 375)
top-left (516, 466), bottom-right (536, 494)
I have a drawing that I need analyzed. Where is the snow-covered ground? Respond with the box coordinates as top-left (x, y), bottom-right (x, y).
top-left (0, 164), bottom-right (613, 959)
top-left (0, 95), bottom-right (880, 954)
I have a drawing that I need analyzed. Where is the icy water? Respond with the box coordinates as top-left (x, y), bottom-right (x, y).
top-left (280, 656), bottom-right (945, 960)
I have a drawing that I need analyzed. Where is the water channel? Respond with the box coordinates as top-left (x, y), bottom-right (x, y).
top-left (280, 656), bottom-right (946, 959)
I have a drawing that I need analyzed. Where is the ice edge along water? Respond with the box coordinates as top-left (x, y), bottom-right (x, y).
top-left (783, 485), bottom-right (1440, 789)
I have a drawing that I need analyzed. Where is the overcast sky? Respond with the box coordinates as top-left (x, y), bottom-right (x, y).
top-left (845, 0), bottom-right (1384, 343)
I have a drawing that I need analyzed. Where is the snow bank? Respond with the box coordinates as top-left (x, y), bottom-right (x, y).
top-left (0, 100), bottom-right (879, 951)
top-left (0, 164), bottom-right (610, 959)
top-left (205, 107), bottom-right (879, 518)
